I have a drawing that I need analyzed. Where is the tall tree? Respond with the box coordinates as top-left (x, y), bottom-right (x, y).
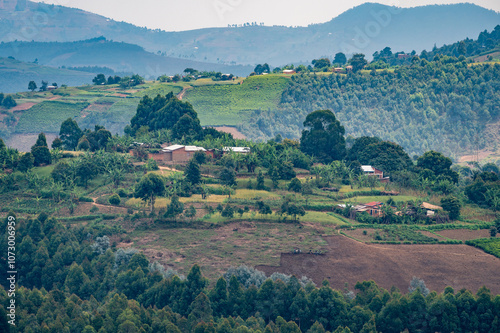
top-left (31, 133), bottom-right (51, 166)
top-left (185, 159), bottom-right (201, 185)
top-left (349, 54), bottom-right (368, 72)
top-left (300, 110), bottom-right (346, 163)
top-left (134, 173), bottom-right (166, 213)
top-left (333, 53), bottom-right (347, 65)
top-left (59, 118), bottom-right (83, 151)
top-left (28, 81), bottom-right (37, 92)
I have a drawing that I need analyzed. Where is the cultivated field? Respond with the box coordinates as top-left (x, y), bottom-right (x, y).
top-left (256, 235), bottom-right (500, 294)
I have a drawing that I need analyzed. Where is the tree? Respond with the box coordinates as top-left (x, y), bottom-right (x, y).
top-left (2, 95), bottom-right (16, 109)
top-left (333, 53), bottom-right (347, 65)
top-left (417, 151), bottom-right (458, 182)
top-left (441, 196), bottom-right (461, 220)
top-left (288, 177), bottom-right (302, 193)
top-left (18, 152), bottom-right (34, 172)
top-left (185, 205), bottom-right (197, 221)
top-left (256, 170), bottom-right (265, 190)
top-left (59, 118), bottom-right (83, 151)
top-left (312, 58), bottom-right (331, 70)
top-left (77, 135), bottom-right (91, 151)
top-left (165, 195), bottom-right (184, 220)
top-left (51, 137), bottom-right (63, 150)
top-left (254, 63), bottom-right (270, 75)
top-left (221, 204), bottom-right (234, 218)
top-left (39, 80), bottom-right (48, 92)
top-left (31, 133), bottom-right (51, 166)
top-left (134, 173), bottom-right (166, 213)
top-left (92, 74), bottom-right (107, 85)
top-left (28, 81), bottom-right (37, 92)
top-left (300, 110), bottom-right (346, 163)
top-left (219, 167), bottom-right (236, 186)
top-left (349, 54), bottom-right (367, 72)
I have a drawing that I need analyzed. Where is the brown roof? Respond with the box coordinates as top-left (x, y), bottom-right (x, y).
top-left (421, 202), bottom-right (442, 210)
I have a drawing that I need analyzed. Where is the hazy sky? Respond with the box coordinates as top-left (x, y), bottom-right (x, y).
top-left (32, 0), bottom-right (500, 31)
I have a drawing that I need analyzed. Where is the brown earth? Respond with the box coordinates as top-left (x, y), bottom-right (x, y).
top-left (9, 102), bottom-right (37, 112)
top-left (256, 235), bottom-right (500, 294)
top-left (436, 229), bottom-right (492, 241)
top-left (7, 133), bottom-right (58, 152)
top-left (213, 126), bottom-right (247, 140)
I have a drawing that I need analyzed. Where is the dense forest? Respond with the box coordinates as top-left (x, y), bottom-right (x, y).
top-left (1, 212), bottom-right (500, 333)
top-left (240, 58), bottom-right (500, 158)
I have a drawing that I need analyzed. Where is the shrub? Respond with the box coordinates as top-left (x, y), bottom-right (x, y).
top-left (109, 194), bottom-right (121, 205)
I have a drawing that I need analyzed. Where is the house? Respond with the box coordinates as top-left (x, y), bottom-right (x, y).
top-left (398, 53), bottom-right (411, 59)
top-left (337, 201), bottom-right (384, 217)
top-left (47, 85), bottom-right (58, 91)
top-left (149, 144), bottom-right (209, 163)
top-left (421, 202), bottom-right (443, 217)
top-left (361, 165), bottom-right (390, 183)
top-left (283, 69), bottom-right (296, 74)
top-left (333, 67), bottom-right (344, 73)
top-left (223, 147), bottom-right (251, 154)
top-left (345, 65), bottom-right (353, 71)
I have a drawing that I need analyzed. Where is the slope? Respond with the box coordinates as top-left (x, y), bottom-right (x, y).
top-left (0, 57), bottom-right (95, 93)
top-left (1, 2), bottom-right (500, 66)
top-left (0, 37), bottom-right (253, 79)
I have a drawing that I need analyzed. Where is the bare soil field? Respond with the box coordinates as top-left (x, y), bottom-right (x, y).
top-left (213, 126), bottom-right (247, 139)
top-left (342, 229), bottom-right (376, 242)
top-left (7, 133), bottom-right (58, 152)
top-left (436, 229), bottom-right (492, 241)
top-left (9, 102), bottom-right (37, 112)
top-left (256, 235), bottom-right (500, 294)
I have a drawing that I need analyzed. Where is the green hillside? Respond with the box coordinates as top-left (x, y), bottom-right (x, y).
top-left (0, 57), bottom-right (94, 93)
top-left (183, 75), bottom-right (290, 126)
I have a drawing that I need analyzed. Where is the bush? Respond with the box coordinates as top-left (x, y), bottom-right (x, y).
top-left (118, 189), bottom-right (128, 198)
top-left (109, 194), bottom-right (121, 205)
top-left (79, 196), bottom-right (94, 202)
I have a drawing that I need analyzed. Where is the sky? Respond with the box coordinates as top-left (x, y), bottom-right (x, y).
top-left (32, 0), bottom-right (500, 32)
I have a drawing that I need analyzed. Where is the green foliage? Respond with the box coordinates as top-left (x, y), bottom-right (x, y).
top-left (59, 117), bottom-right (83, 151)
top-left (134, 173), bottom-right (166, 213)
top-left (165, 195), bottom-right (184, 220)
top-left (279, 61), bottom-right (500, 157)
top-left (1, 95), bottom-right (16, 109)
top-left (288, 177), bottom-right (302, 193)
top-left (466, 238), bottom-right (500, 258)
top-left (109, 194), bottom-right (121, 205)
top-left (185, 159), bottom-right (201, 185)
top-left (184, 75), bottom-right (289, 126)
top-left (130, 92), bottom-right (202, 139)
top-left (441, 196), bottom-right (461, 220)
top-left (16, 102), bottom-right (88, 134)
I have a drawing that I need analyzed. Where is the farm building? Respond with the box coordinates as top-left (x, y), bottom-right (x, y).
top-left (223, 147), bottom-right (251, 154)
top-left (361, 165), bottom-right (390, 183)
top-left (149, 144), bottom-right (212, 163)
top-left (338, 201), bottom-right (384, 217)
top-left (283, 69), bottom-right (296, 74)
top-left (333, 67), bottom-right (344, 73)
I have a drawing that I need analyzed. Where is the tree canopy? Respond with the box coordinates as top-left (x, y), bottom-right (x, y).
top-left (300, 110), bottom-right (346, 163)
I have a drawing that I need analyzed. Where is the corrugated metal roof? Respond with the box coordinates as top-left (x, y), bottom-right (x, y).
top-left (361, 165), bottom-right (375, 172)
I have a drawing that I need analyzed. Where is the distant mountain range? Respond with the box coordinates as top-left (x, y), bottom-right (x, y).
top-left (0, 56), bottom-right (95, 93)
top-left (1, 1), bottom-right (500, 66)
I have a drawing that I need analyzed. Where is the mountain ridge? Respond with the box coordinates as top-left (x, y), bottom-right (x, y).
top-left (1, 1), bottom-right (499, 66)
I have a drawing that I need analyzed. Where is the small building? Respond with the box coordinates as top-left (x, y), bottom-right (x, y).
top-left (333, 67), bottom-right (344, 73)
top-left (47, 85), bottom-right (58, 90)
top-left (363, 201), bottom-right (384, 217)
top-left (283, 69), bottom-right (296, 74)
top-left (421, 202), bottom-right (443, 217)
top-left (149, 144), bottom-right (209, 163)
top-left (223, 147), bottom-right (251, 154)
top-left (361, 165), bottom-right (390, 183)
top-left (345, 65), bottom-right (353, 71)
top-left (397, 53), bottom-right (411, 59)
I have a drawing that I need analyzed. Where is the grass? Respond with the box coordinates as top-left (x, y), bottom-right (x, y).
top-left (15, 101), bottom-right (89, 133)
top-left (232, 189), bottom-right (281, 200)
top-left (183, 75), bottom-right (290, 126)
top-left (466, 238), bottom-right (500, 258)
top-left (341, 195), bottom-right (419, 204)
top-left (32, 165), bottom-right (55, 178)
top-left (129, 221), bottom-right (326, 280)
top-left (133, 84), bottom-right (183, 98)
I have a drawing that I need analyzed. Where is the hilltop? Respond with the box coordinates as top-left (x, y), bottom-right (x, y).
top-left (1, 2), bottom-right (500, 65)
top-left (0, 38), bottom-right (253, 85)
top-left (0, 56), bottom-right (96, 93)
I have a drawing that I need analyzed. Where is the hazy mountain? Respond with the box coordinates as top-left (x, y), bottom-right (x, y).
top-left (0, 38), bottom-right (254, 81)
top-left (1, 1), bottom-right (499, 66)
top-left (0, 57), bottom-right (95, 93)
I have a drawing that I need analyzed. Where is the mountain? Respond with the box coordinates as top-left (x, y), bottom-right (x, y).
top-left (0, 56), bottom-right (95, 93)
top-left (0, 38), bottom-right (254, 83)
top-left (1, 1), bottom-right (500, 66)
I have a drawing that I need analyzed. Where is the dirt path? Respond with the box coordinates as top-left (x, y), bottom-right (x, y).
top-left (177, 86), bottom-right (192, 100)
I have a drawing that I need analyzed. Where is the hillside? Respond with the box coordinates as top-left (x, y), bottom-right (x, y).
top-left (0, 38), bottom-right (253, 80)
top-left (1, 2), bottom-right (500, 66)
top-left (0, 57), bottom-right (96, 93)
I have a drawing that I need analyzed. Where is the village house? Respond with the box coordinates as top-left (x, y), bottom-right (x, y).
top-left (361, 165), bottom-right (390, 183)
top-left (338, 201), bottom-right (384, 217)
top-left (283, 69), bottom-right (296, 74)
top-left (149, 144), bottom-right (212, 163)
top-left (223, 147), bottom-right (251, 154)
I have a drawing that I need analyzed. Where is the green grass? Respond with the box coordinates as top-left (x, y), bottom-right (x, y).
top-left (184, 75), bottom-right (290, 126)
top-left (15, 101), bottom-right (89, 133)
top-left (341, 195), bottom-right (419, 204)
top-left (133, 84), bottom-right (183, 98)
top-left (466, 238), bottom-right (500, 258)
top-left (32, 165), bottom-right (55, 178)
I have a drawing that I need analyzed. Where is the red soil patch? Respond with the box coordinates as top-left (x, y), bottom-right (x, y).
top-left (436, 229), bottom-right (492, 241)
top-left (9, 102), bottom-right (37, 112)
top-left (256, 235), bottom-right (500, 294)
top-left (213, 126), bottom-right (247, 139)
